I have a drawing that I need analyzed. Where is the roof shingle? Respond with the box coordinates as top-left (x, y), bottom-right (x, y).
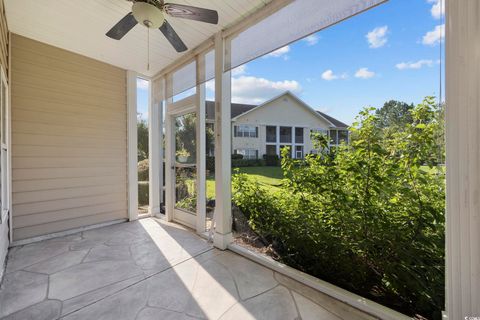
top-left (205, 100), bottom-right (348, 128)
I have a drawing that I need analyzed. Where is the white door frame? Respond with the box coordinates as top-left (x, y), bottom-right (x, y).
top-left (165, 95), bottom-right (205, 231)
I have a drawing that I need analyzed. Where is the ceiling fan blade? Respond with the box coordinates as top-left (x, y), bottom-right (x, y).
top-left (159, 20), bottom-right (188, 53)
top-left (106, 12), bottom-right (138, 40)
top-left (164, 3), bottom-right (219, 25)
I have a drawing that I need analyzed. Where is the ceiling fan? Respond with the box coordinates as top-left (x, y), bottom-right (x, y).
top-left (106, 0), bottom-right (219, 53)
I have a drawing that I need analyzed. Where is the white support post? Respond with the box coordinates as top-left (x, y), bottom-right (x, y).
top-left (196, 54), bottom-right (207, 234)
top-left (276, 126), bottom-right (280, 156)
top-left (159, 99), bottom-right (164, 210)
top-left (446, 1), bottom-right (480, 318)
top-left (148, 79), bottom-right (161, 216)
top-left (7, 31), bottom-right (12, 243)
top-left (292, 126), bottom-right (295, 158)
top-left (164, 74), bottom-right (174, 222)
top-left (213, 32), bottom-right (233, 249)
top-left (127, 71), bottom-right (138, 221)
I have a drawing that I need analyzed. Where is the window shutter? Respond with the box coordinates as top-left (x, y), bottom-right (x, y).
top-left (255, 150), bottom-right (259, 159)
top-left (255, 127), bottom-right (259, 138)
top-left (234, 125), bottom-right (238, 137)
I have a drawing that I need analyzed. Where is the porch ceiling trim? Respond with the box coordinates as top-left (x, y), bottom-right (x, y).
top-left (4, 0), bottom-right (273, 77)
top-left (152, 0), bottom-right (387, 102)
top-left (152, 0), bottom-right (293, 81)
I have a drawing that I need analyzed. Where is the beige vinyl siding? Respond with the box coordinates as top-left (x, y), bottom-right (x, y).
top-left (11, 34), bottom-right (127, 241)
top-left (0, 0), bottom-right (8, 278)
top-left (0, 0), bottom-right (8, 78)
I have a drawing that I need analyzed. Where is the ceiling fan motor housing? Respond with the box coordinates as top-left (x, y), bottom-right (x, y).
top-left (132, 2), bottom-right (165, 28)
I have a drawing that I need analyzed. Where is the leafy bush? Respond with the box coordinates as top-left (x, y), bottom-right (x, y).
top-left (263, 154), bottom-right (280, 166)
top-left (138, 159), bottom-right (149, 181)
top-left (137, 120), bottom-right (148, 161)
top-left (232, 153), bottom-right (244, 160)
top-left (232, 97), bottom-right (445, 319)
top-left (207, 156), bottom-right (265, 169)
top-left (206, 156), bottom-right (215, 172)
top-left (232, 159), bottom-right (265, 168)
top-left (138, 181), bottom-right (149, 206)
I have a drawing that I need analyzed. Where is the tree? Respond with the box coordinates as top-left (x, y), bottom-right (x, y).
top-left (206, 123), bottom-right (215, 156)
top-left (233, 97), bottom-right (445, 319)
top-left (175, 114), bottom-right (215, 159)
top-left (137, 120), bottom-right (149, 161)
top-left (175, 113), bottom-right (196, 160)
top-left (375, 100), bottom-right (414, 129)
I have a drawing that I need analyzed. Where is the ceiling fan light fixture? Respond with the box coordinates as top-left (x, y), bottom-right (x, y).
top-left (132, 2), bottom-right (165, 29)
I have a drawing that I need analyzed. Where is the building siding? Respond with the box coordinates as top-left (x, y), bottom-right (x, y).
top-left (0, 0), bottom-right (7, 77)
top-left (11, 34), bottom-right (127, 240)
top-left (233, 94), bottom-right (333, 157)
top-left (0, 0), bottom-right (8, 278)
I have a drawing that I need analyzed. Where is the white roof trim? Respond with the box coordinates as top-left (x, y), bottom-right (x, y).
top-left (231, 91), bottom-right (336, 127)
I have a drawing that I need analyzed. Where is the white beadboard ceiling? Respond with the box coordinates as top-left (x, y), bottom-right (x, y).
top-left (5, 0), bottom-right (270, 76)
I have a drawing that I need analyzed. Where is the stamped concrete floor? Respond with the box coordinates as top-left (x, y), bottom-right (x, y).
top-left (0, 218), bottom-right (376, 320)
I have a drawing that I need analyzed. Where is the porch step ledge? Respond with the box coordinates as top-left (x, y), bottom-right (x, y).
top-left (227, 243), bottom-right (411, 320)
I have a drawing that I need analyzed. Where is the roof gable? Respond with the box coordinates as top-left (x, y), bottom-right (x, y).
top-left (206, 101), bottom-right (256, 120)
top-left (204, 91), bottom-right (348, 128)
top-left (232, 92), bottom-right (336, 126)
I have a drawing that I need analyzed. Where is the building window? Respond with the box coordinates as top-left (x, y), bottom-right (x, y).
top-left (295, 127), bottom-right (304, 144)
top-left (280, 126), bottom-right (292, 143)
top-left (338, 130), bottom-right (349, 144)
top-left (280, 145), bottom-right (291, 158)
top-left (328, 129), bottom-right (349, 145)
top-left (295, 146), bottom-right (304, 159)
top-left (266, 145), bottom-right (277, 156)
top-left (234, 125), bottom-right (258, 138)
top-left (266, 126), bottom-right (276, 143)
top-left (235, 149), bottom-right (258, 160)
top-left (329, 130), bottom-right (339, 145)
top-left (311, 128), bottom-right (329, 136)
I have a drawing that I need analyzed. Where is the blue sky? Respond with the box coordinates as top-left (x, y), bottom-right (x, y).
top-left (138, 0), bottom-right (445, 125)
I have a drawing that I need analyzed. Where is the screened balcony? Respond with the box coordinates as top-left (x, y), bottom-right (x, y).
top-left (0, 0), bottom-right (477, 319)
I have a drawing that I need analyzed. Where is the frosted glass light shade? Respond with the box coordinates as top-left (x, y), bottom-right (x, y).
top-left (132, 2), bottom-right (165, 29)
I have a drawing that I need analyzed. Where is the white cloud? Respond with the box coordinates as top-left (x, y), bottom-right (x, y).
top-left (303, 34), bottom-right (319, 46)
top-left (266, 46), bottom-right (290, 58)
top-left (366, 26), bottom-right (389, 48)
top-left (422, 24), bottom-right (445, 46)
top-left (232, 65), bottom-right (247, 76)
top-left (428, 0), bottom-right (445, 19)
top-left (226, 76), bottom-right (301, 104)
top-left (137, 78), bottom-right (149, 90)
top-left (321, 70), bottom-right (348, 81)
top-left (321, 70), bottom-right (336, 81)
top-left (396, 59), bottom-right (437, 70)
top-left (355, 68), bottom-right (376, 79)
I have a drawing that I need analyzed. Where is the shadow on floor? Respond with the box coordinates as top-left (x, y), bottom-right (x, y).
top-left (0, 218), bottom-right (376, 320)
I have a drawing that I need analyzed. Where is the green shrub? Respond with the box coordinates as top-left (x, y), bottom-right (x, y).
top-left (206, 156), bottom-right (215, 172)
top-left (138, 159), bottom-right (149, 181)
top-left (138, 181), bottom-right (149, 206)
top-left (233, 97), bottom-right (445, 319)
top-left (263, 154), bottom-right (280, 166)
top-left (232, 153), bottom-right (244, 160)
top-left (232, 159), bottom-right (265, 168)
top-left (207, 156), bottom-right (265, 169)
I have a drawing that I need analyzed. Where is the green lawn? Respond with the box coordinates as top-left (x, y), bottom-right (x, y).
top-left (206, 166), bottom-right (283, 199)
top-left (203, 165), bottom-right (443, 199)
